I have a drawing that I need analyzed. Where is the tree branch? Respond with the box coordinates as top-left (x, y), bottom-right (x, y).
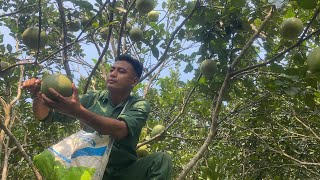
top-left (35, 0), bottom-right (42, 64)
top-left (137, 74), bottom-right (201, 148)
top-left (293, 116), bottom-right (320, 141)
top-left (83, 0), bottom-right (113, 93)
top-left (177, 6), bottom-right (275, 179)
top-left (0, 120), bottom-right (42, 180)
top-left (139, 0), bottom-right (200, 82)
top-left (56, 0), bottom-right (72, 78)
top-left (231, 7), bottom-right (320, 77)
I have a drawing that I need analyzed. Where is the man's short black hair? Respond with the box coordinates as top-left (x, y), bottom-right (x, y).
top-left (115, 54), bottom-right (143, 78)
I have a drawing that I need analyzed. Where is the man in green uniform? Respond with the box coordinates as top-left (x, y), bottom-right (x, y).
top-left (22, 55), bottom-right (172, 180)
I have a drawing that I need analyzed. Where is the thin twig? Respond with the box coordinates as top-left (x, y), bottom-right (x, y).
top-left (83, 0), bottom-right (113, 93)
top-left (177, 7), bottom-right (275, 179)
top-left (56, 0), bottom-right (72, 78)
top-left (231, 8), bottom-right (320, 77)
top-left (293, 116), bottom-right (320, 141)
top-left (139, 0), bottom-right (200, 82)
top-left (137, 74), bottom-right (201, 148)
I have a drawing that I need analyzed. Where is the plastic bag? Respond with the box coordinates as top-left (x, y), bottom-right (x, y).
top-left (33, 130), bottom-right (113, 180)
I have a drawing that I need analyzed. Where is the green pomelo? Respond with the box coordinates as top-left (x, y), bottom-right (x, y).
top-left (136, 145), bottom-right (149, 158)
top-left (68, 21), bottom-right (81, 32)
top-left (307, 47), bottom-right (320, 73)
top-left (81, 16), bottom-right (92, 27)
top-left (200, 59), bottom-right (217, 77)
top-left (41, 73), bottom-right (73, 101)
top-left (297, 0), bottom-right (317, 9)
top-left (126, 22), bottom-right (132, 31)
top-left (147, 11), bottom-right (160, 22)
top-left (280, 17), bottom-right (304, 40)
top-left (150, 124), bottom-right (165, 137)
top-left (129, 27), bottom-right (143, 42)
top-left (22, 27), bottom-right (47, 49)
top-left (0, 61), bottom-right (10, 70)
top-left (136, 0), bottom-right (155, 14)
top-left (99, 27), bottom-right (109, 39)
top-left (0, 61), bottom-right (11, 77)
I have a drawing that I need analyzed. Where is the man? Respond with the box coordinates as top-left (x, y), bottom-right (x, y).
top-left (22, 55), bottom-right (172, 180)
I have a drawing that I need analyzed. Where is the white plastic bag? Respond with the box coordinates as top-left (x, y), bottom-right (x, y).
top-left (33, 130), bottom-right (113, 180)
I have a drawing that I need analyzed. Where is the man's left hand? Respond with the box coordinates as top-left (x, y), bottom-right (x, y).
top-left (41, 83), bottom-right (82, 118)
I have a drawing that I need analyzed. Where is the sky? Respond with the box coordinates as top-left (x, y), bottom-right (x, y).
top-left (0, 0), bottom-right (198, 86)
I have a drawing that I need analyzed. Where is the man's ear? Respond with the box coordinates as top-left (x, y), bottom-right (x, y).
top-left (132, 76), bottom-right (139, 87)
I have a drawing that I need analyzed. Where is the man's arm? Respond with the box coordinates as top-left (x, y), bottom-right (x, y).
top-left (76, 106), bottom-right (128, 139)
top-left (22, 78), bottom-right (51, 121)
top-left (32, 94), bottom-right (51, 121)
top-left (41, 84), bottom-right (129, 140)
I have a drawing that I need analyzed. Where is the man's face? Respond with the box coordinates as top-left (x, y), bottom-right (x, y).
top-left (106, 60), bottom-right (138, 92)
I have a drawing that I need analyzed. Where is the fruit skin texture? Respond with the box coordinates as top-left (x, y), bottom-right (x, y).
top-left (136, 145), bottom-right (149, 158)
top-left (41, 73), bottom-right (73, 101)
top-left (280, 17), bottom-right (304, 40)
top-left (129, 27), bottom-right (143, 42)
top-left (307, 47), bottom-right (320, 73)
top-left (22, 27), bottom-right (47, 49)
top-left (0, 61), bottom-right (10, 70)
top-left (136, 0), bottom-right (155, 14)
top-left (68, 21), bottom-right (81, 32)
top-left (200, 59), bottom-right (217, 77)
top-left (99, 27), bottom-right (109, 39)
top-left (0, 61), bottom-right (11, 76)
top-left (126, 22), bottom-right (132, 31)
top-left (150, 124), bottom-right (165, 137)
top-left (147, 11), bottom-right (160, 22)
top-left (297, 0), bottom-right (317, 9)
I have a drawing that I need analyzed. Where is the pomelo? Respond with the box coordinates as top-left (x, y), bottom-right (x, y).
top-left (129, 27), bottom-right (143, 42)
top-left (200, 59), bottom-right (218, 77)
top-left (41, 73), bottom-right (73, 101)
top-left (136, 145), bottom-right (149, 158)
top-left (280, 17), bottom-right (304, 40)
top-left (136, 0), bottom-right (155, 14)
top-left (22, 27), bottom-right (47, 49)
top-left (150, 124), bottom-right (165, 137)
top-left (147, 11), bottom-right (160, 22)
top-left (307, 47), bottom-right (320, 73)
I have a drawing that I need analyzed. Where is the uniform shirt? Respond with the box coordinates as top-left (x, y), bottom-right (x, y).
top-left (44, 90), bottom-right (150, 169)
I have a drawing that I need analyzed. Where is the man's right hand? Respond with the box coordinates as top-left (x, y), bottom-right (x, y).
top-left (22, 78), bottom-right (42, 97)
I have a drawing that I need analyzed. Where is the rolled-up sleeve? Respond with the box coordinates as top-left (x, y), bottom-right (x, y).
top-left (117, 100), bottom-right (150, 137)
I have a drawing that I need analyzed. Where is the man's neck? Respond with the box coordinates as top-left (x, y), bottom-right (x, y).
top-left (109, 91), bottom-right (131, 106)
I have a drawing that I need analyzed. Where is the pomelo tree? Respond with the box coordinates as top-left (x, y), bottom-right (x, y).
top-left (1, 0), bottom-right (320, 179)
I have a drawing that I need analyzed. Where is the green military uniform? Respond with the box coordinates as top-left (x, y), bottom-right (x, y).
top-left (44, 90), bottom-right (172, 180)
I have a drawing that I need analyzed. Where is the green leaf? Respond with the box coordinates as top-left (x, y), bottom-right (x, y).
top-left (69, 0), bottom-right (94, 11)
top-left (184, 63), bottom-right (193, 73)
top-left (151, 46), bottom-right (159, 59)
top-left (6, 44), bottom-right (12, 53)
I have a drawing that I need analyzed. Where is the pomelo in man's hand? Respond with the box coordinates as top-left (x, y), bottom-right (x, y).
top-left (307, 47), bottom-right (320, 73)
top-left (41, 73), bottom-right (73, 101)
top-left (280, 17), bottom-right (304, 40)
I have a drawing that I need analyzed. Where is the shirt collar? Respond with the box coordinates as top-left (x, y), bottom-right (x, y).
top-left (102, 90), bottom-right (131, 108)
